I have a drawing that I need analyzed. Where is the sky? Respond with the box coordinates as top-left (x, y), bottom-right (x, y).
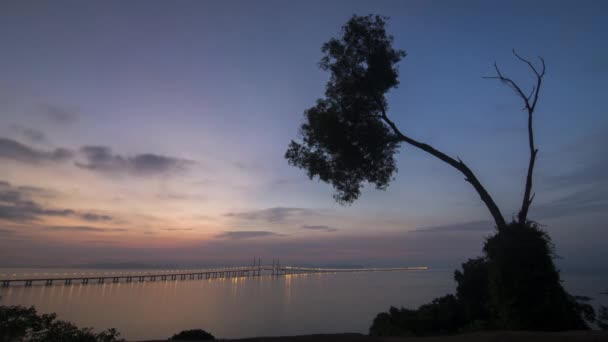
top-left (1, 0), bottom-right (607, 270)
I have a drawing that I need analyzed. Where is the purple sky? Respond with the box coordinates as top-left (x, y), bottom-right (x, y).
top-left (1, 0), bottom-right (607, 271)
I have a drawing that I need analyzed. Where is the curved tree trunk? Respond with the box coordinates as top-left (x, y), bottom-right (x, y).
top-left (378, 104), bottom-right (507, 230)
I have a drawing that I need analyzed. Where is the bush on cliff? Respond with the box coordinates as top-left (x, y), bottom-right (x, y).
top-left (370, 222), bottom-right (596, 336)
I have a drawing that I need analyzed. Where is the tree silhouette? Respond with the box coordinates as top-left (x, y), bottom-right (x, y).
top-left (170, 329), bottom-right (215, 340)
top-left (0, 305), bottom-right (123, 342)
top-left (285, 15), bottom-right (546, 229)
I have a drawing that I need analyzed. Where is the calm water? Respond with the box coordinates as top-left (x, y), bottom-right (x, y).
top-left (1, 268), bottom-right (606, 340)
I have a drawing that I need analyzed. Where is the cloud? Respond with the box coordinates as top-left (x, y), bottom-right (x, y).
top-left (157, 192), bottom-right (207, 201)
top-left (272, 178), bottom-right (306, 186)
top-left (547, 157), bottom-right (608, 189)
top-left (42, 104), bottom-right (79, 124)
top-left (532, 187), bottom-right (608, 220)
top-left (0, 181), bottom-right (112, 223)
top-left (75, 146), bottom-right (193, 176)
top-left (0, 139), bottom-right (193, 176)
top-left (0, 137), bottom-right (72, 164)
top-left (232, 160), bottom-right (265, 173)
top-left (80, 240), bottom-right (120, 245)
top-left (199, 229), bottom-right (488, 269)
top-left (0, 228), bottom-right (15, 235)
top-left (409, 220), bottom-right (493, 233)
top-left (11, 125), bottom-right (47, 143)
top-left (162, 228), bottom-right (193, 231)
top-left (225, 207), bottom-right (315, 223)
top-left (79, 213), bottom-right (113, 222)
top-left (546, 125), bottom-right (608, 188)
top-left (215, 230), bottom-right (285, 240)
top-left (132, 154), bottom-right (190, 174)
top-left (0, 200), bottom-right (74, 222)
top-left (43, 226), bottom-right (127, 233)
top-left (301, 225), bottom-right (338, 232)
top-left (16, 185), bottom-right (55, 198)
top-left (535, 126), bottom-right (608, 220)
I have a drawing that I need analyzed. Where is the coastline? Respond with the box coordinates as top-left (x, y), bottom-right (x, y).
top-left (138, 331), bottom-right (608, 342)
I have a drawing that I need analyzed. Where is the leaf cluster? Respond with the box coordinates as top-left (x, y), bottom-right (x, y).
top-left (286, 15), bottom-right (405, 203)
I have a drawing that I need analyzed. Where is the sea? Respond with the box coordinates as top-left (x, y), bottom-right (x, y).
top-left (1, 268), bottom-right (606, 340)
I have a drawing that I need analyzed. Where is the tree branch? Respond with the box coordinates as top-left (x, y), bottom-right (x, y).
top-left (486, 50), bottom-right (545, 224)
top-left (377, 102), bottom-right (507, 229)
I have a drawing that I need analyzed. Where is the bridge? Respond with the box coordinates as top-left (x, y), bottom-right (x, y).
top-left (0, 259), bottom-right (428, 287)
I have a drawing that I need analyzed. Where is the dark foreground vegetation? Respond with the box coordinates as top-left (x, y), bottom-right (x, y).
top-left (369, 221), bottom-right (607, 336)
top-left (170, 329), bottom-right (215, 341)
top-left (0, 305), bottom-right (123, 341)
top-left (222, 331), bottom-right (608, 342)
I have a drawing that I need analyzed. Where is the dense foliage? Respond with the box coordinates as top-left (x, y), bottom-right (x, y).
top-left (285, 15), bottom-right (404, 204)
top-left (370, 222), bottom-right (596, 336)
top-left (0, 305), bottom-right (122, 342)
top-left (599, 306), bottom-right (608, 331)
top-left (170, 329), bottom-right (215, 341)
top-left (484, 222), bottom-right (592, 330)
top-left (369, 295), bottom-right (465, 337)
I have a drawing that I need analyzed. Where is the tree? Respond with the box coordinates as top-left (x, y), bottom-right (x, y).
top-left (369, 295), bottom-right (465, 337)
top-left (369, 235), bottom-right (596, 335)
top-left (0, 305), bottom-right (123, 342)
top-left (454, 257), bottom-right (491, 324)
top-left (482, 221), bottom-right (592, 330)
top-left (287, 15), bottom-right (598, 333)
top-left (170, 329), bottom-right (215, 341)
top-left (285, 15), bottom-right (546, 229)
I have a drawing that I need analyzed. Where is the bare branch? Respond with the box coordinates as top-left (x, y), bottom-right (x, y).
top-left (539, 57), bottom-right (546, 77)
top-left (487, 50), bottom-right (546, 224)
top-left (529, 193), bottom-right (536, 204)
top-left (527, 86), bottom-right (536, 102)
top-left (494, 62), bottom-right (503, 78)
top-left (485, 62), bottom-right (532, 112)
top-left (513, 49), bottom-right (540, 77)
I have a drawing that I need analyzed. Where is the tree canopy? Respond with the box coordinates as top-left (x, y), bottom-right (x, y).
top-left (285, 15), bottom-right (404, 204)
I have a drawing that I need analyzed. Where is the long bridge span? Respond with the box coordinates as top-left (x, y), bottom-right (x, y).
top-left (0, 262), bottom-right (428, 287)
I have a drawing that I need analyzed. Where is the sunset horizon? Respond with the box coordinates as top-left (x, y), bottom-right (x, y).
top-left (2, 1), bottom-right (607, 273)
top-left (2, 1), bottom-right (608, 341)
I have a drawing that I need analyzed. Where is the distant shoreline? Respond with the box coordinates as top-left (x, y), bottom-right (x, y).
top-left (137, 331), bottom-right (608, 342)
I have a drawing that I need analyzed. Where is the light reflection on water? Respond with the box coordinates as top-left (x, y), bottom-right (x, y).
top-left (1, 269), bottom-right (606, 340)
top-left (0, 269), bottom-right (452, 340)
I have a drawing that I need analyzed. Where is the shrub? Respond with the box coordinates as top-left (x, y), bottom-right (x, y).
top-left (454, 257), bottom-right (491, 325)
top-left (370, 221), bottom-right (596, 336)
top-left (484, 222), bottom-right (590, 330)
top-left (0, 305), bottom-right (123, 342)
top-left (170, 329), bottom-right (215, 341)
top-left (369, 295), bottom-right (464, 336)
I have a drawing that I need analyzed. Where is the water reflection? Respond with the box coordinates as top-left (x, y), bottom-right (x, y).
top-left (1, 270), bottom-right (455, 340)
